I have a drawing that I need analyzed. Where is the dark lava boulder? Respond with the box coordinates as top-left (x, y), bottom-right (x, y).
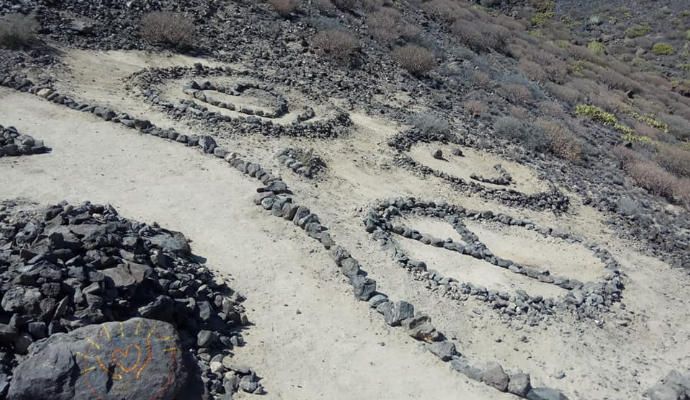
top-left (8, 318), bottom-right (186, 400)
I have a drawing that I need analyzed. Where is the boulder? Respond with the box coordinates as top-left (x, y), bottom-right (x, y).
top-left (428, 341), bottom-right (456, 361)
top-left (481, 362), bottom-right (509, 392)
top-left (382, 301), bottom-right (414, 326)
top-left (7, 318), bottom-right (187, 400)
top-left (526, 387), bottom-right (570, 400)
top-left (508, 372), bottom-right (532, 397)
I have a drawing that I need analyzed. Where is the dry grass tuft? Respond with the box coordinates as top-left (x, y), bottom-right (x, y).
top-left (535, 118), bottom-right (582, 161)
top-left (0, 14), bottom-right (39, 49)
top-left (391, 44), bottom-right (436, 76)
top-left (312, 29), bottom-right (359, 62)
top-left (140, 12), bottom-right (195, 49)
top-left (269, 0), bottom-right (300, 17)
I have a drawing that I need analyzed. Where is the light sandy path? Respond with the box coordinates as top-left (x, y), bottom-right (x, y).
top-left (0, 88), bottom-right (512, 400)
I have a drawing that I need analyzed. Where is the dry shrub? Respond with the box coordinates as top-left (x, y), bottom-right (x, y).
top-left (332, 0), bottom-right (359, 11)
top-left (422, 0), bottom-right (474, 23)
top-left (463, 99), bottom-right (488, 117)
top-left (545, 82), bottom-right (582, 105)
top-left (518, 58), bottom-right (547, 82)
top-left (391, 44), bottom-right (436, 76)
top-left (0, 14), bottom-right (39, 49)
top-left (509, 106), bottom-right (530, 119)
top-left (269, 0), bottom-right (300, 16)
top-left (140, 12), bottom-right (194, 49)
top-left (615, 146), bottom-right (690, 205)
top-left (655, 143), bottom-right (690, 178)
top-left (312, 29), bottom-right (359, 62)
top-left (472, 71), bottom-right (491, 89)
top-left (499, 83), bottom-right (532, 105)
top-left (313, 0), bottom-right (337, 15)
top-left (539, 100), bottom-right (567, 118)
top-left (535, 118), bottom-right (582, 160)
top-left (410, 112), bottom-right (450, 135)
top-left (451, 19), bottom-right (508, 53)
top-left (366, 7), bottom-right (402, 43)
top-left (660, 113), bottom-right (690, 141)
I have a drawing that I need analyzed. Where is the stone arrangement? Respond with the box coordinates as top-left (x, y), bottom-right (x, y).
top-left (183, 80), bottom-right (289, 119)
top-left (471, 164), bottom-right (513, 186)
top-left (645, 370), bottom-right (690, 400)
top-left (0, 200), bottom-right (261, 399)
top-left (128, 64), bottom-right (353, 139)
top-left (276, 147), bottom-right (327, 179)
top-left (389, 128), bottom-right (570, 212)
top-left (363, 198), bottom-right (624, 323)
top-left (0, 125), bottom-right (50, 158)
top-left (0, 76), bottom-right (576, 399)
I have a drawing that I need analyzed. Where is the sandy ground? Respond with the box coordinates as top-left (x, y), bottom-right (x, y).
top-left (2, 49), bottom-right (690, 400)
top-left (0, 88), bottom-right (513, 400)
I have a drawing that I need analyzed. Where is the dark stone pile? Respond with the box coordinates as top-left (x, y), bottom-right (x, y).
top-left (276, 147), bottom-right (327, 179)
top-left (0, 125), bottom-right (49, 158)
top-left (388, 128), bottom-right (570, 213)
top-left (0, 200), bottom-right (262, 399)
top-left (363, 197), bottom-right (625, 323)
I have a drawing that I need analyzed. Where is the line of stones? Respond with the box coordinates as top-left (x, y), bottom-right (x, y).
top-left (389, 128), bottom-right (571, 213)
top-left (128, 64), bottom-right (352, 139)
top-left (183, 80), bottom-right (289, 119)
top-left (1, 76), bottom-right (572, 400)
top-left (0, 124), bottom-right (50, 158)
top-left (275, 148), bottom-right (326, 179)
top-left (363, 198), bottom-right (624, 322)
top-left (470, 164), bottom-right (513, 186)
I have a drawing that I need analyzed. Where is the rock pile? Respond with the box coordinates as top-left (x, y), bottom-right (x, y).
top-left (276, 147), bottom-right (327, 179)
top-left (363, 198), bottom-right (624, 322)
top-left (0, 125), bottom-right (49, 158)
top-left (0, 200), bottom-right (261, 399)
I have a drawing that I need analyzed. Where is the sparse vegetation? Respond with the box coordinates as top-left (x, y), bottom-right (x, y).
top-left (651, 42), bottom-right (674, 55)
top-left (366, 7), bottom-right (403, 43)
top-left (535, 119), bottom-right (582, 160)
top-left (625, 24), bottom-right (651, 38)
top-left (391, 45), bottom-right (436, 76)
top-left (0, 14), bottom-right (39, 49)
top-left (312, 29), bottom-right (359, 62)
top-left (140, 12), bottom-right (195, 49)
top-left (587, 41), bottom-right (606, 56)
top-left (451, 19), bottom-right (508, 53)
top-left (268, 0), bottom-right (300, 17)
top-left (410, 113), bottom-right (450, 135)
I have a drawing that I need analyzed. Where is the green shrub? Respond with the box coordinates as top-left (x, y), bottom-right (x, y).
top-left (625, 24), bottom-right (651, 38)
top-left (587, 41), bottom-right (606, 55)
top-left (0, 14), bottom-right (39, 49)
top-left (651, 43), bottom-right (674, 55)
top-left (575, 104), bottom-right (617, 125)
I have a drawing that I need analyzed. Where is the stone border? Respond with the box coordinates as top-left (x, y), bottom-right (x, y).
top-left (388, 128), bottom-right (570, 213)
top-left (363, 198), bottom-right (624, 322)
top-left (0, 124), bottom-right (50, 157)
top-left (0, 75), bottom-right (574, 399)
top-left (128, 64), bottom-right (352, 139)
